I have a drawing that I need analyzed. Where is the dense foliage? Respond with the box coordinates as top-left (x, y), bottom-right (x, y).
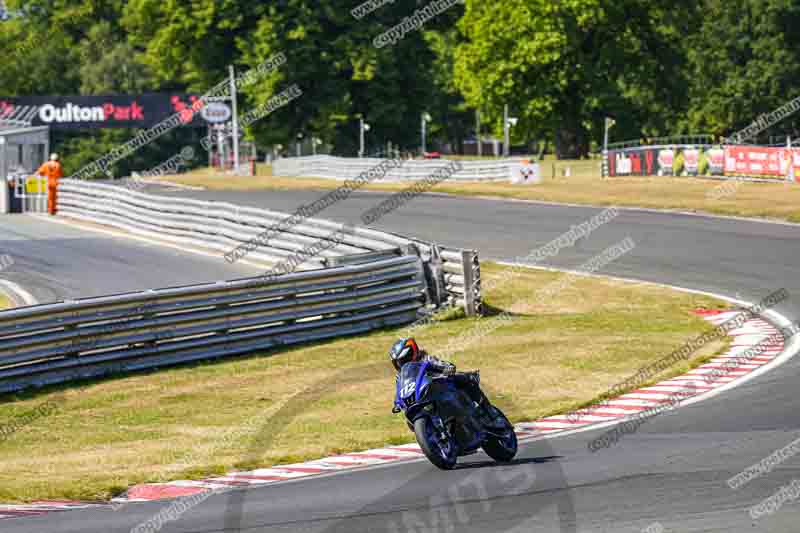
top-left (1, 0), bottom-right (799, 168)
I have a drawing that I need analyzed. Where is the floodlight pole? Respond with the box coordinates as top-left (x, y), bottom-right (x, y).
top-left (602, 118), bottom-right (610, 178)
top-left (229, 65), bottom-right (240, 173)
top-left (503, 105), bottom-right (510, 157)
top-left (359, 118), bottom-right (365, 158)
top-left (207, 123), bottom-right (212, 168)
top-left (476, 109), bottom-right (482, 157)
top-left (421, 115), bottom-right (427, 155)
top-left (218, 127), bottom-right (227, 170)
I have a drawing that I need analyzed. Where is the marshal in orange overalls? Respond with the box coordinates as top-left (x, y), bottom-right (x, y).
top-left (37, 157), bottom-right (63, 215)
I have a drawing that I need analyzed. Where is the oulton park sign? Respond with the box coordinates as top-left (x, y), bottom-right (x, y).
top-left (0, 93), bottom-right (211, 129)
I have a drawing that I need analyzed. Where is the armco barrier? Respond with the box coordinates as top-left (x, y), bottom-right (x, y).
top-left (0, 255), bottom-right (426, 394)
top-left (58, 179), bottom-right (388, 268)
top-left (57, 179), bottom-right (482, 315)
top-left (273, 155), bottom-right (524, 181)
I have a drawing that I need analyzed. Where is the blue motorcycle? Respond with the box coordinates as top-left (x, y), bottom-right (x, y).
top-left (393, 361), bottom-right (518, 469)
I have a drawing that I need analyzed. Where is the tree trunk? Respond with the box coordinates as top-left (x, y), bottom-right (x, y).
top-left (554, 123), bottom-right (589, 159)
top-left (555, 95), bottom-right (590, 159)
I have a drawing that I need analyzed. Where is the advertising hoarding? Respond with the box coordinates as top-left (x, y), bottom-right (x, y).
top-left (0, 93), bottom-right (204, 129)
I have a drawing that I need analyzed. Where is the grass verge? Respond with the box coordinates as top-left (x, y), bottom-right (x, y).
top-left (158, 163), bottom-right (800, 223)
top-left (0, 263), bottom-right (729, 502)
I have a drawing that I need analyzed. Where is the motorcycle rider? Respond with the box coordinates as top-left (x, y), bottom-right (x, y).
top-left (389, 337), bottom-right (500, 427)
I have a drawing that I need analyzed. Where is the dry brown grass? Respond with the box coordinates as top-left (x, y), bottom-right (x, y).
top-left (0, 263), bottom-right (728, 502)
top-left (157, 163), bottom-right (800, 222)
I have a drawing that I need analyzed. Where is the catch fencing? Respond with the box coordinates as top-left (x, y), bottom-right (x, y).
top-left (273, 155), bottom-right (524, 181)
top-left (606, 135), bottom-right (715, 151)
top-left (0, 255), bottom-right (426, 394)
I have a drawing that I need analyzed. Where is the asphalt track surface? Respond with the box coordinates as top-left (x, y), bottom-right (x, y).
top-left (6, 186), bottom-right (800, 532)
top-left (0, 214), bottom-right (260, 304)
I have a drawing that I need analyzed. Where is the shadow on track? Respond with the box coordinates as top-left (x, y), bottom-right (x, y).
top-left (452, 455), bottom-right (563, 471)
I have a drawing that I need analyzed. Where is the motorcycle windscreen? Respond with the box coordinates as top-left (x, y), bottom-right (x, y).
top-left (397, 361), bottom-right (430, 406)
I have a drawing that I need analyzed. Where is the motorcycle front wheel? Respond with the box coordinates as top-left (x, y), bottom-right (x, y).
top-left (414, 417), bottom-right (458, 470)
top-left (482, 407), bottom-right (518, 462)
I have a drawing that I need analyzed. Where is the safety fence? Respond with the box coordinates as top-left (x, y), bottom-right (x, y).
top-left (59, 179), bottom-right (402, 269)
top-left (0, 179), bottom-right (487, 392)
top-left (0, 255), bottom-right (426, 394)
top-left (606, 135), bottom-right (715, 151)
top-left (273, 155), bottom-right (525, 181)
top-left (59, 178), bottom-right (481, 310)
top-left (56, 180), bottom-right (481, 317)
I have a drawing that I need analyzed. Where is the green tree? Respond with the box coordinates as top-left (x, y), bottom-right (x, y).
top-left (0, 16), bottom-right (80, 96)
top-left (123, 0), bottom-right (466, 154)
top-left (684, 0), bottom-right (800, 141)
top-left (0, 0), bottom-right (180, 179)
top-left (454, 0), bottom-right (695, 158)
top-left (78, 22), bottom-right (155, 95)
top-left (240, 0), bottom-right (467, 154)
top-left (424, 27), bottom-right (475, 153)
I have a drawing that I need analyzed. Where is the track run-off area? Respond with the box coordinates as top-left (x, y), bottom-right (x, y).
top-left (3, 187), bottom-right (800, 533)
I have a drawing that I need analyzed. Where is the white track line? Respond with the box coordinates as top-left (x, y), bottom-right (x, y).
top-left (0, 279), bottom-right (37, 307)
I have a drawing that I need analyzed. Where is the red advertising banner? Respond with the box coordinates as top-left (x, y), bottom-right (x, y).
top-left (606, 149), bottom-right (658, 177)
top-left (724, 146), bottom-right (800, 178)
top-left (606, 144), bottom-right (800, 179)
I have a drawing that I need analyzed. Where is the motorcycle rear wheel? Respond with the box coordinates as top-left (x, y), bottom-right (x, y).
top-left (414, 417), bottom-right (458, 470)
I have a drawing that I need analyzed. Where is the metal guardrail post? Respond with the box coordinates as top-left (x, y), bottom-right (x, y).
top-left (461, 250), bottom-right (482, 317)
top-left (421, 245), bottom-right (447, 308)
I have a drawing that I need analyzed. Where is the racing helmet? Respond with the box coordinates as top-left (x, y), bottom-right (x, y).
top-left (389, 338), bottom-right (420, 371)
